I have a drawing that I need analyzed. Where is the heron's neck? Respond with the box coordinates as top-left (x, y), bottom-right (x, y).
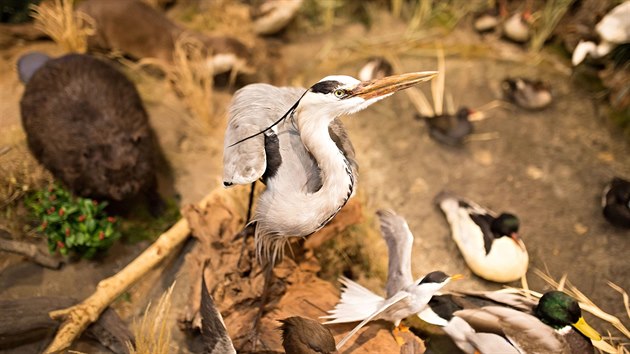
top-left (299, 115), bottom-right (354, 224)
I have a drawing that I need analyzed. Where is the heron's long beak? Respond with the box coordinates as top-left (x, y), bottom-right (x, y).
top-left (349, 71), bottom-right (438, 99)
top-left (451, 274), bottom-right (465, 281)
top-left (572, 317), bottom-right (602, 341)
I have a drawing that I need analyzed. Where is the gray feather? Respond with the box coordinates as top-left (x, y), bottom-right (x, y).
top-left (223, 84), bottom-right (304, 185)
top-left (455, 306), bottom-right (569, 354)
top-left (200, 276), bottom-right (236, 354)
top-left (376, 209), bottom-right (414, 298)
top-left (444, 316), bottom-right (519, 354)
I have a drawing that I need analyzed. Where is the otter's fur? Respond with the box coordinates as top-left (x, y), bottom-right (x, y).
top-left (77, 0), bottom-right (251, 74)
top-left (19, 54), bottom-right (160, 206)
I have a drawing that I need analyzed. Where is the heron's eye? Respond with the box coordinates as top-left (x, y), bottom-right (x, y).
top-left (333, 89), bottom-right (347, 98)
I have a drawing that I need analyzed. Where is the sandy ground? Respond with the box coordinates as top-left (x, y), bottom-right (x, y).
top-left (0, 9), bottom-right (629, 353)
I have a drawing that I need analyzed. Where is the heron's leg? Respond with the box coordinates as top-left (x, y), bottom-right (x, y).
top-left (247, 262), bottom-right (274, 351)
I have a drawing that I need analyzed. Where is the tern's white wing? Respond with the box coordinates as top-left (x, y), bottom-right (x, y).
top-left (376, 209), bottom-right (414, 298)
top-left (335, 291), bottom-right (409, 350)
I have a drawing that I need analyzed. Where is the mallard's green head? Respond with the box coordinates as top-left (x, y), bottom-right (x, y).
top-left (535, 291), bottom-right (601, 341)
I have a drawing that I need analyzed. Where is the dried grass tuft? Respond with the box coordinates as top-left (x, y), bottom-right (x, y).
top-left (139, 34), bottom-right (215, 129)
top-left (512, 269), bottom-right (630, 354)
top-left (127, 283), bottom-right (176, 354)
top-left (30, 0), bottom-right (95, 53)
top-left (529, 0), bottom-right (575, 52)
top-left (0, 130), bottom-right (52, 211)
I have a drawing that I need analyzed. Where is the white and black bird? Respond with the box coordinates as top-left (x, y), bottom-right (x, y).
top-left (434, 191), bottom-right (528, 283)
top-left (502, 77), bottom-right (552, 110)
top-left (602, 177), bottom-right (630, 229)
top-left (322, 210), bottom-right (460, 350)
top-left (572, 1), bottom-right (630, 66)
top-left (419, 290), bottom-right (602, 354)
top-left (223, 71), bottom-right (436, 264)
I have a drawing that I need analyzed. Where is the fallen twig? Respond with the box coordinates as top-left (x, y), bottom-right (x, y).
top-left (42, 187), bottom-right (232, 353)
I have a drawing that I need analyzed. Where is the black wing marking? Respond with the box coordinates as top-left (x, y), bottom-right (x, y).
top-left (469, 213), bottom-right (495, 255)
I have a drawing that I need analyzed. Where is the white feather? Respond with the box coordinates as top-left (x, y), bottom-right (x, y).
top-left (321, 277), bottom-right (384, 324)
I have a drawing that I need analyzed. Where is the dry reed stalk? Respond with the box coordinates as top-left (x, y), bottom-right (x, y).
top-left (431, 46), bottom-right (445, 116)
top-left (529, 0), bottom-right (575, 52)
top-left (387, 54), bottom-right (435, 117)
top-left (139, 34), bottom-right (215, 129)
top-left (127, 283), bottom-right (176, 354)
top-left (30, 0), bottom-right (95, 53)
top-left (390, 0), bottom-right (404, 18)
top-left (408, 0), bottom-right (433, 31)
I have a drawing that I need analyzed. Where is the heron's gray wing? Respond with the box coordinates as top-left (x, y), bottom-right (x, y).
top-left (223, 83), bottom-right (305, 186)
top-left (376, 209), bottom-right (414, 298)
top-left (335, 291), bottom-right (409, 350)
top-left (329, 119), bottom-right (358, 178)
top-left (200, 276), bottom-right (236, 354)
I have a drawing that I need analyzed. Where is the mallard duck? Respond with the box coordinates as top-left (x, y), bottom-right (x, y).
top-left (323, 210), bottom-right (461, 349)
top-left (502, 77), bottom-right (552, 110)
top-left (419, 290), bottom-right (602, 354)
top-left (434, 191), bottom-right (528, 283)
top-left (572, 2), bottom-right (630, 66)
top-left (602, 177), bottom-right (630, 229)
top-left (358, 57), bottom-right (393, 81)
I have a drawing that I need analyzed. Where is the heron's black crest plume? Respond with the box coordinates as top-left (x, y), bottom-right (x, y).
top-left (227, 89), bottom-right (308, 147)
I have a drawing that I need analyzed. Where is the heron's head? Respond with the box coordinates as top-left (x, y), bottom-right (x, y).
top-left (295, 71), bottom-right (437, 125)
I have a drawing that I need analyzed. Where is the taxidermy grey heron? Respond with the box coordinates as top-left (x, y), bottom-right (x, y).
top-left (223, 71), bottom-right (437, 265)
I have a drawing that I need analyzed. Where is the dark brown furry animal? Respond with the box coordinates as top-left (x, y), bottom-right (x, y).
top-left (19, 53), bottom-right (161, 210)
top-left (77, 0), bottom-right (251, 75)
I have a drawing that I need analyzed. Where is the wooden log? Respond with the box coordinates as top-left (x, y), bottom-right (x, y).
top-left (0, 229), bottom-right (62, 269)
top-left (0, 297), bottom-right (132, 354)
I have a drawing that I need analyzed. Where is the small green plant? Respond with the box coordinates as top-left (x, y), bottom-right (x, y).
top-left (25, 184), bottom-right (121, 258)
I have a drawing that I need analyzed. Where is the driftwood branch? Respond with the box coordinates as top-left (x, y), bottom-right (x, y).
top-left (0, 297), bottom-right (132, 354)
top-left (0, 231), bottom-right (62, 269)
top-left (42, 187), bottom-right (234, 353)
